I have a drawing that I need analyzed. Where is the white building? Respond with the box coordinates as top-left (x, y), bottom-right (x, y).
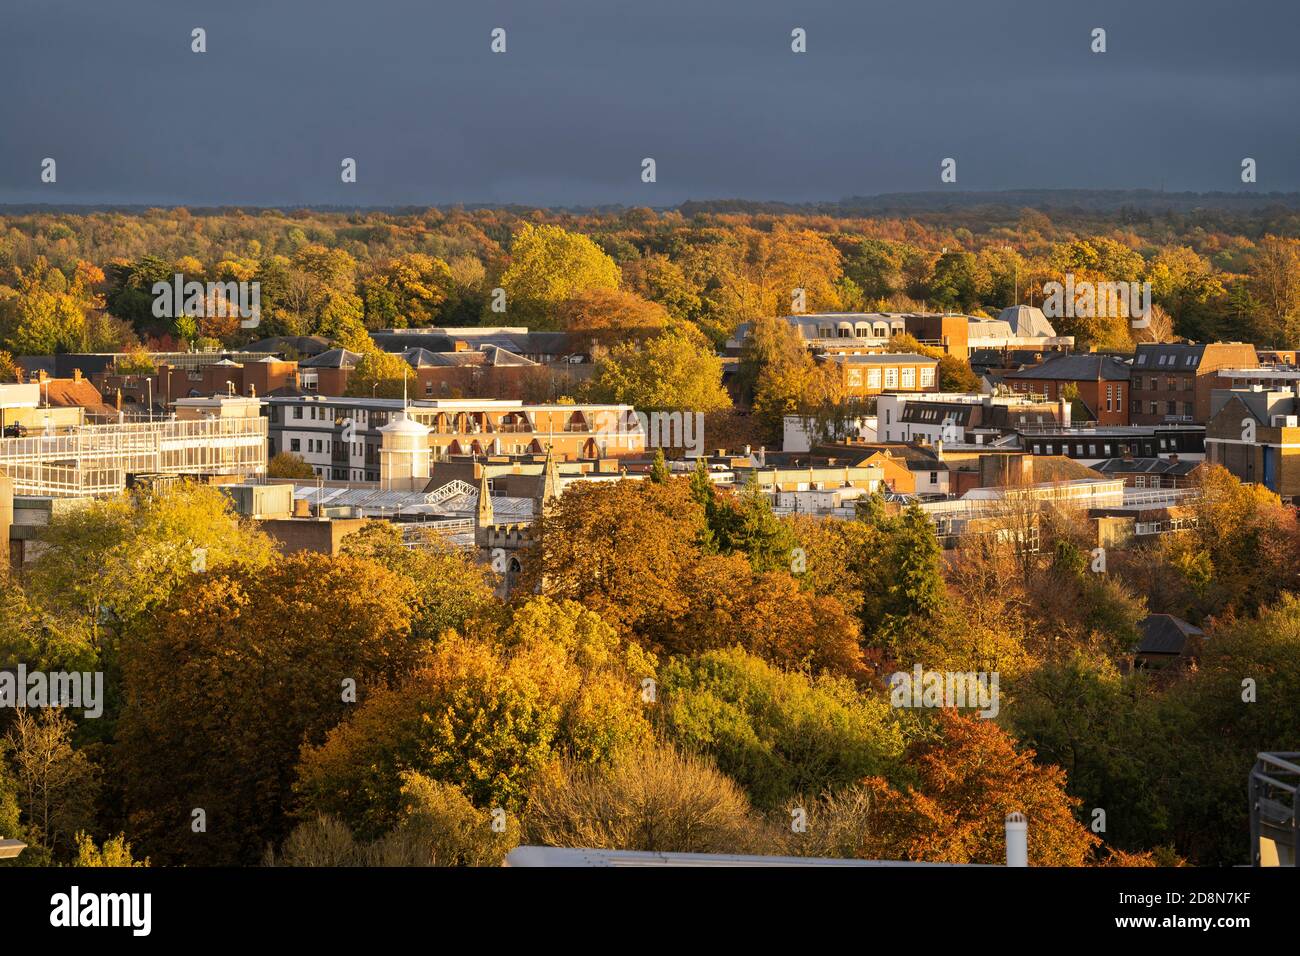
top-left (782, 414), bottom-right (876, 453)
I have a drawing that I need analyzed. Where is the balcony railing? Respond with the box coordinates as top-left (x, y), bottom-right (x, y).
top-left (1250, 752), bottom-right (1299, 866)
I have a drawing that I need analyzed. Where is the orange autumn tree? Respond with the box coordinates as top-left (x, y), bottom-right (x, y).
top-left (669, 552), bottom-right (868, 680)
top-left (117, 552), bottom-right (427, 866)
top-left (526, 478), bottom-right (707, 635)
top-left (859, 710), bottom-right (1099, 866)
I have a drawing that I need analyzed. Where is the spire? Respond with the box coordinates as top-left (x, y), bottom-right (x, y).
top-left (540, 444), bottom-right (561, 512)
top-left (476, 468), bottom-right (494, 526)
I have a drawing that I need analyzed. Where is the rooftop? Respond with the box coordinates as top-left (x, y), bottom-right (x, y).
top-left (1003, 353), bottom-right (1131, 382)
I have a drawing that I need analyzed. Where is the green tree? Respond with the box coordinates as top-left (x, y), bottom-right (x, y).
top-left (661, 647), bottom-right (905, 811)
top-left (267, 452), bottom-right (316, 479)
top-left (585, 326), bottom-right (730, 412)
top-left (73, 832), bottom-right (149, 867)
top-left (649, 448), bottom-right (669, 484)
top-left (498, 223), bottom-right (621, 327)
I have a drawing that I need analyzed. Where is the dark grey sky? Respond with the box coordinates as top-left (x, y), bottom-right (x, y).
top-left (2, 0), bottom-right (1298, 206)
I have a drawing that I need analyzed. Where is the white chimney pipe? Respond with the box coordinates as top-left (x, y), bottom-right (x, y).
top-left (1005, 812), bottom-right (1028, 867)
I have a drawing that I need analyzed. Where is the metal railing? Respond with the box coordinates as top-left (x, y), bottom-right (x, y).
top-left (1250, 752), bottom-right (1299, 866)
top-left (0, 417), bottom-right (267, 497)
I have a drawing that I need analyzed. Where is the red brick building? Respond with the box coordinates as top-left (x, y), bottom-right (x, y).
top-left (1128, 342), bottom-right (1258, 425)
top-left (1002, 353), bottom-right (1132, 425)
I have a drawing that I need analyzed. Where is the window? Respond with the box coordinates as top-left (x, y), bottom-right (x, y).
top-left (867, 369), bottom-right (881, 389)
top-left (929, 472), bottom-right (938, 484)
top-left (1088, 444), bottom-right (1097, 456)
top-left (1167, 401), bottom-right (1177, 415)
top-left (1106, 385), bottom-right (1113, 411)
top-left (1134, 475), bottom-right (1146, 488)
top-left (919, 367), bottom-right (935, 387)
top-left (884, 368), bottom-right (898, 389)
top-left (1158, 355), bottom-right (1167, 366)
top-left (900, 367), bottom-right (915, 388)
top-left (290, 438), bottom-right (300, 452)
top-left (1149, 402), bottom-right (1159, 415)
top-left (292, 407), bottom-right (302, 419)
top-left (1136, 354), bottom-right (1147, 365)
top-left (1183, 402), bottom-right (1194, 416)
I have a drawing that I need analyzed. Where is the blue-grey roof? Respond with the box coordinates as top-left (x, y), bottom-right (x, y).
top-left (1004, 353), bottom-right (1131, 382)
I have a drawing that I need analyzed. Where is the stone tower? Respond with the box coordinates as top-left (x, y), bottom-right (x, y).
top-left (539, 444), bottom-right (562, 517)
top-left (474, 467), bottom-right (494, 549)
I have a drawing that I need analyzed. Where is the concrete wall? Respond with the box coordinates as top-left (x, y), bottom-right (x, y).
top-left (261, 517), bottom-right (368, 555)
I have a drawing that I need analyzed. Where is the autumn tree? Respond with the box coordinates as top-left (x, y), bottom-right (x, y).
top-left (497, 223), bottom-right (621, 327)
top-left (3, 709), bottom-right (100, 859)
top-left (666, 552), bottom-right (867, 679)
top-left (584, 326), bottom-right (730, 412)
top-left (117, 553), bottom-right (428, 864)
top-left (294, 599), bottom-right (654, 836)
top-left (528, 479), bottom-right (707, 636)
top-left (267, 451), bottom-right (316, 479)
top-left (28, 482), bottom-right (275, 654)
top-left (858, 710), bottom-right (1099, 865)
top-left (1246, 236), bottom-right (1300, 347)
top-left (340, 521), bottom-right (500, 642)
top-left (344, 347), bottom-right (412, 399)
top-left (556, 287), bottom-right (673, 351)
top-left (525, 742), bottom-right (768, 855)
top-left (738, 315), bottom-right (842, 443)
top-left (360, 253), bottom-right (454, 329)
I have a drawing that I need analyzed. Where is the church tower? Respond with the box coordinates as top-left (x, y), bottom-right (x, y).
top-left (475, 468), bottom-right (494, 548)
top-left (539, 444), bottom-right (562, 517)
